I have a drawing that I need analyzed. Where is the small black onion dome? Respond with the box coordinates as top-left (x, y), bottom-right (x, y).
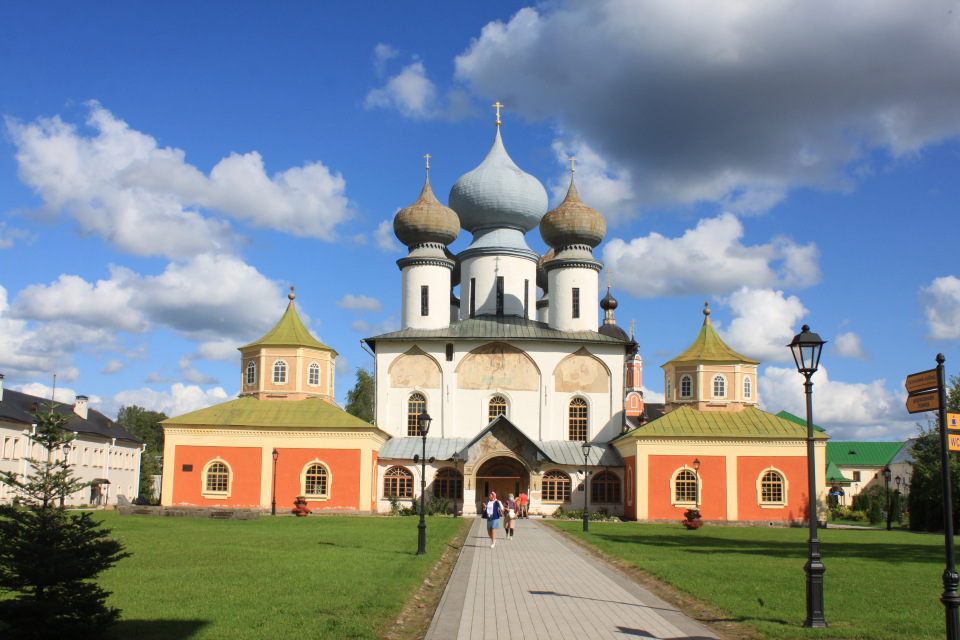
top-left (394, 175), bottom-right (460, 247)
top-left (537, 248), bottom-right (556, 290)
top-left (598, 323), bottom-right (630, 341)
top-left (600, 288), bottom-right (618, 311)
top-left (539, 175), bottom-right (606, 249)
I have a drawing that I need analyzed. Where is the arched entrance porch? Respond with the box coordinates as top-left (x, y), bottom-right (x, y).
top-left (474, 456), bottom-right (528, 512)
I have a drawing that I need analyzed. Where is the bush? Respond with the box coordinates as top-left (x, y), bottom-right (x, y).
top-left (868, 499), bottom-right (883, 525)
top-left (681, 508), bottom-right (703, 529)
top-left (849, 509), bottom-right (868, 522)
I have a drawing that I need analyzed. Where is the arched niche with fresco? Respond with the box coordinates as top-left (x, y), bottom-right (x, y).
top-left (388, 346), bottom-right (442, 389)
top-left (553, 347), bottom-right (610, 393)
top-left (455, 342), bottom-right (539, 391)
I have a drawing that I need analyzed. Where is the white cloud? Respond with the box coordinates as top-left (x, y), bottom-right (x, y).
top-left (373, 43), bottom-right (400, 76)
top-left (196, 338), bottom-right (240, 362)
top-left (760, 365), bottom-right (914, 440)
top-left (375, 219), bottom-right (401, 252)
top-left (832, 332), bottom-right (870, 360)
top-left (717, 288), bottom-right (808, 363)
top-left (101, 383), bottom-right (230, 419)
top-left (919, 275), bottom-right (960, 341)
top-left (181, 368), bottom-right (220, 385)
top-left (603, 213), bottom-right (820, 298)
top-left (0, 285), bottom-right (87, 381)
top-left (0, 222), bottom-right (32, 249)
top-left (6, 102), bottom-right (352, 259)
top-left (550, 138), bottom-right (635, 223)
top-left (11, 382), bottom-right (87, 406)
top-left (365, 61), bottom-right (438, 119)
top-left (100, 358), bottom-right (125, 374)
top-left (351, 317), bottom-right (399, 335)
top-left (454, 2), bottom-right (960, 210)
top-left (337, 294), bottom-right (383, 313)
top-left (641, 386), bottom-right (664, 405)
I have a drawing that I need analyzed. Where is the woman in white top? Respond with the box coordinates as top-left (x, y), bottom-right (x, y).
top-left (483, 492), bottom-right (503, 548)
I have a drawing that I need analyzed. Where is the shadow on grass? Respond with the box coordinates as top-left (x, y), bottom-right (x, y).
top-left (587, 529), bottom-right (945, 565)
top-left (107, 618), bottom-right (210, 639)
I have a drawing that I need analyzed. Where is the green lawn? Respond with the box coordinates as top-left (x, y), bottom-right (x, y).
top-left (549, 520), bottom-right (950, 640)
top-left (90, 513), bottom-right (466, 640)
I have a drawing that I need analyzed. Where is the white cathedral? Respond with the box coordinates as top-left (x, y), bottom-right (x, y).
top-left (367, 114), bottom-right (639, 516)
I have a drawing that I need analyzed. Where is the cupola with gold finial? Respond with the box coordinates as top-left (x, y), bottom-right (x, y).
top-left (238, 287), bottom-right (338, 402)
top-left (661, 302), bottom-right (760, 413)
top-left (540, 158), bottom-right (605, 332)
top-left (395, 155), bottom-right (459, 330)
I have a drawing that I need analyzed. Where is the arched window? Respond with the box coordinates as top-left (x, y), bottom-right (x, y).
top-left (488, 395), bottom-right (507, 422)
top-left (303, 462), bottom-right (329, 498)
top-left (666, 377), bottom-right (672, 401)
top-left (568, 398), bottom-right (588, 441)
top-left (383, 466), bottom-right (414, 499)
top-left (542, 470), bottom-right (572, 503)
top-left (591, 471), bottom-right (622, 503)
top-left (680, 375), bottom-right (692, 398)
top-left (744, 376), bottom-right (752, 399)
top-left (713, 375), bottom-right (726, 398)
top-left (308, 362), bottom-right (320, 386)
top-left (273, 360), bottom-right (287, 384)
top-left (674, 469), bottom-right (697, 503)
top-left (407, 393), bottom-right (426, 436)
top-left (245, 361), bottom-right (256, 386)
top-left (433, 468), bottom-right (463, 499)
top-left (760, 470), bottom-right (786, 504)
top-left (203, 460), bottom-right (230, 496)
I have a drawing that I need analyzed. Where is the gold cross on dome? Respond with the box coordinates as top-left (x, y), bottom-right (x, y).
top-left (424, 153), bottom-right (431, 170)
top-left (569, 156), bottom-right (577, 173)
top-left (630, 318), bottom-right (636, 338)
top-left (493, 101), bottom-right (503, 125)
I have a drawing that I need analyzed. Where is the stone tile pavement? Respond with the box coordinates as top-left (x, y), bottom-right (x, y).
top-left (426, 517), bottom-right (720, 640)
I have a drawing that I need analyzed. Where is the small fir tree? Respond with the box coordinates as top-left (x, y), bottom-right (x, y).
top-left (0, 404), bottom-right (130, 638)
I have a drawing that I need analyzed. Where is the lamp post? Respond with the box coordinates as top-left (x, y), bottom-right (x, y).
top-left (693, 458), bottom-right (701, 510)
top-left (271, 449), bottom-right (278, 516)
top-left (788, 324), bottom-right (827, 629)
top-left (896, 476), bottom-right (902, 525)
top-left (415, 412), bottom-right (432, 556)
top-left (883, 467), bottom-right (892, 531)
top-left (581, 440), bottom-right (591, 533)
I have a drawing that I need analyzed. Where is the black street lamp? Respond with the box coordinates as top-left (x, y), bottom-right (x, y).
top-left (581, 440), bottom-right (591, 533)
top-left (883, 467), bottom-right (892, 531)
top-left (414, 412), bottom-right (432, 556)
top-left (788, 324), bottom-right (827, 629)
top-left (452, 451), bottom-right (462, 518)
top-left (896, 476), bottom-right (903, 525)
top-left (271, 449), bottom-right (279, 516)
top-left (693, 458), bottom-right (701, 509)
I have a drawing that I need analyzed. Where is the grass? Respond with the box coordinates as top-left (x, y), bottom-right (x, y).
top-left (548, 520), bottom-right (950, 640)
top-left (88, 512), bottom-right (467, 640)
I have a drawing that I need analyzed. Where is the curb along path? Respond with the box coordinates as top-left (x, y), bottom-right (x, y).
top-left (426, 518), bottom-right (719, 640)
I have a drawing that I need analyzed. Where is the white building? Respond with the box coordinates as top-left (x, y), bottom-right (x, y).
top-left (0, 375), bottom-right (144, 507)
top-left (365, 120), bottom-right (636, 516)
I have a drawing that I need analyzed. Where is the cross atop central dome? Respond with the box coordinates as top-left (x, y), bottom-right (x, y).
top-left (448, 126), bottom-right (548, 234)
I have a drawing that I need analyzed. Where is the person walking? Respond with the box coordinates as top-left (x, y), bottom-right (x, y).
top-left (503, 493), bottom-right (518, 538)
top-left (482, 492), bottom-right (503, 548)
top-left (518, 491), bottom-right (529, 518)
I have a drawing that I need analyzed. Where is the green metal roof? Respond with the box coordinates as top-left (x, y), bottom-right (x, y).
top-left (825, 461), bottom-right (853, 484)
top-left (775, 410), bottom-right (826, 433)
top-left (162, 396), bottom-right (374, 430)
top-left (239, 301), bottom-right (335, 354)
top-left (663, 312), bottom-right (758, 366)
top-left (825, 441), bottom-right (904, 467)
top-left (615, 406), bottom-right (830, 441)
top-left (364, 314), bottom-right (630, 346)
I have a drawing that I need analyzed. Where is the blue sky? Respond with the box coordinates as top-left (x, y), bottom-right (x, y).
top-left (1, 1), bottom-right (958, 441)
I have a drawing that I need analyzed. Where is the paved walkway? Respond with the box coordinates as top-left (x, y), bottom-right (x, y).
top-left (426, 518), bottom-right (720, 640)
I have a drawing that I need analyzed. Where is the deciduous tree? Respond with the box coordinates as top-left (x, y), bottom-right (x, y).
top-left (345, 368), bottom-right (375, 424)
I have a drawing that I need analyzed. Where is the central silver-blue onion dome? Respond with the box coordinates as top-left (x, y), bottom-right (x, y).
top-left (448, 128), bottom-right (548, 234)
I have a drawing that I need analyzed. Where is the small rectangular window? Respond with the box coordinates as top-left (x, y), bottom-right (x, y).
top-left (421, 285), bottom-right (429, 316)
top-left (470, 278), bottom-right (476, 317)
top-left (496, 276), bottom-right (504, 315)
top-left (572, 288), bottom-right (580, 319)
top-left (852, 471), bottom-right (861, 482)
top-left (182, 464), bottom-right (193, 472)
top-left (446, 343), bottom-right (454, 361)
top-left (524, 279), bottom-right (529, 318)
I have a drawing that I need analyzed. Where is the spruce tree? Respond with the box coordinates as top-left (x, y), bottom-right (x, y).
top-left (0, 404), bottom-right (130, 638)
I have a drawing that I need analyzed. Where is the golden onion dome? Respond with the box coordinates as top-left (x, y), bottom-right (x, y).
top-left (539, 174), bottom-right (606, 249)
top-left (394, 174), bottom-right (460, 247)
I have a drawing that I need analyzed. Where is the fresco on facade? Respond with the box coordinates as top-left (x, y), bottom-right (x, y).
top-left (456, 343), bottom-right (538, 391)
top-left (389, 348), bottom-right (441, 388)
top-left (554, 348), bottom-right (609, 392)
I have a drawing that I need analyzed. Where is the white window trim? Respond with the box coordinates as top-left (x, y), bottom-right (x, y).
top-left (308, 361), bottom-right (321, 387)
top-left (743, 375), bottom-right (752, 399)
top-left (680, 374), bottom-right (693, 399)
top-left (273, 359), bottom-right (288, 385)
top-left (567, 395), bottom-right (591, 441)
top-left (301, 459), bottom-right (332, 500)
top-left (712, 374), bottom-right (727, 399)
top-left (201, 457), bottom-right (232, 499)
top-left (756, 466), bottom-right (789, 508)
top-left (245, 361), bottom-right (256, 386)
top-left (486, 392), bottom-right (510, 423)
top-left (669, 465), bottom-right (701, 508)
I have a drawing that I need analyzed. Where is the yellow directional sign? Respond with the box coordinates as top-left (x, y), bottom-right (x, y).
top-left (906, 391), bottom-right (940, 414)
top-left (949, 430), bottom-right (960, 452)
top-left (906, 369), bottom-right (939, 394)
top-left (948, 413), bottom-right (960, 431)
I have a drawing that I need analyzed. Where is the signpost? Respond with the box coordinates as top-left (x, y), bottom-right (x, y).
top-left (905, 355), bottom-right (959, 640)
